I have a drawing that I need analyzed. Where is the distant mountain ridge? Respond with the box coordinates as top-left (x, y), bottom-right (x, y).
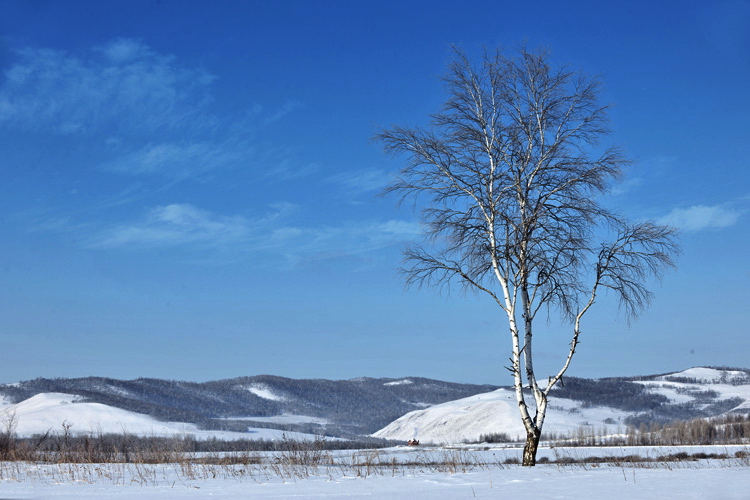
top-left (0, 375), bottom-right (497, 437)
top-left (2, 367), bottom-right (749, 442)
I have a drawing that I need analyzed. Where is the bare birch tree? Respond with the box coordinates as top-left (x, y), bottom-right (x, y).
top-left (376, 46), bottom-right (679, 466)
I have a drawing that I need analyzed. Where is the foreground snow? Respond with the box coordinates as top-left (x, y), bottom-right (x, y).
top-left (1, 446), bottom-right (748, 499)
top-left (2, 467), bottom-right (748, 499)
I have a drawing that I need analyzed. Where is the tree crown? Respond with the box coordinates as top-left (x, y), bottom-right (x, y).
top-left (377, 45), bottom-right (678, 322)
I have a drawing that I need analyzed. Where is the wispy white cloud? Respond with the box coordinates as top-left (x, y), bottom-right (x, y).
top-left (265, 101), bottom-right (303, 124)
top-left (328, 169), bottom-right (395, 195)
top-left (657, 204), bottom-right (745, 232)
top-left (87, 202), bottom-right (418, 265)
top-left (264, 158), bottom-right (321, 181)
top-left (369, 219), bottom-right (422, 240)
top-left (610, 176), bottom-right (643, 196)
top-left (0, 38), bottom-right (216, 135)
top-left (0, 38), bottom-right (317, 185)
top-left (303, 219), bottom-right (421, 255)
top-left (640, 155), bottom-right (677, 172)
top-left (90, 203), bottom-right (292, 250)
top-left (102, 140), bottom-right (252, 178)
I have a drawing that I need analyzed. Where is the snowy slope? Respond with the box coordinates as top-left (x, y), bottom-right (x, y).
top-left (657, 367), bottom-right (750, 384)
top-left (242, 384), bottom-right (287, 401)
top-left (0, 393), bottom-right (198, 436)
top-left (374, 367), bottom-right (750, 444)
top-left (373, 389), bottom-right (520, 443)
top-left (373, 388), bottom-right (630, 443)
top-left (636, 367), bottom-right (750, 412)
top-left (0, 393), bottom-right (321, 440)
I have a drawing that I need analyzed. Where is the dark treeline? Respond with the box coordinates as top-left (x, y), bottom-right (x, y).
top-left (544, 413), bottom-right (750, 447)
top-left (0, 427), bottom-right (401, 464)
top-left (627, 413), bottom-right (750, 446)
top-left (550, 377), bottom-right (669, 412)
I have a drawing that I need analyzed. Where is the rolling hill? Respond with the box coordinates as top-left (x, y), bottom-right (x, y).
top-left (373, 367), bottom-right (750, 444)
top-left (0, 375), bottom-right (496, 438)
top-left (2, 367), bottom-right (749, 443)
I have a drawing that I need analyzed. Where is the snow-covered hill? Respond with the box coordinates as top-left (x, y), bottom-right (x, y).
top-left (372, 388), bottom-right (631, 443)
top-left (0, 392), bottom-right (317, 440)
top-left (631, 368), bottom-right (750, 419)
top-left (0, 375), bottom-right (497, 438)
top-left (654, 367), bottom-right (750, 385)
top-left (3, 368), bottom-right (749, 442)
top-left (374, 367), bottom-right (750, 444)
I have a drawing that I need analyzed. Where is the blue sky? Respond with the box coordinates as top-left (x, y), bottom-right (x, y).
top-left (0, 0), bottom-right (748, 385)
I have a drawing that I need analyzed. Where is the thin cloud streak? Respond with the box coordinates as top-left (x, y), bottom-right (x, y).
top-left (103, 140), bottom-right (253, 179)
top-left (0, 38), bottom-right (319, 187)
top-left (264, 101), bottom-right (304, 124)
top-left (89, 203), bottom-right (292, 250)
top-left (658, 204), bottom-right (745, 232)
top-left (328, 169), bottom-right (395, 197)
top-left (86, 202), bottom-right (419, 265)
top-left (0, 38), bottom-right (216, 135)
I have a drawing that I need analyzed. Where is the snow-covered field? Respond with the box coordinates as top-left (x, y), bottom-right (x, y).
top-left (1, 445), bottom-right (748, 499)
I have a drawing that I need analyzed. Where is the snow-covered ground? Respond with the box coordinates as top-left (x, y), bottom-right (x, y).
top-left (0, 393), bottom-right (319, 441)
top-left (0, 445), bottom-right (748, 499)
